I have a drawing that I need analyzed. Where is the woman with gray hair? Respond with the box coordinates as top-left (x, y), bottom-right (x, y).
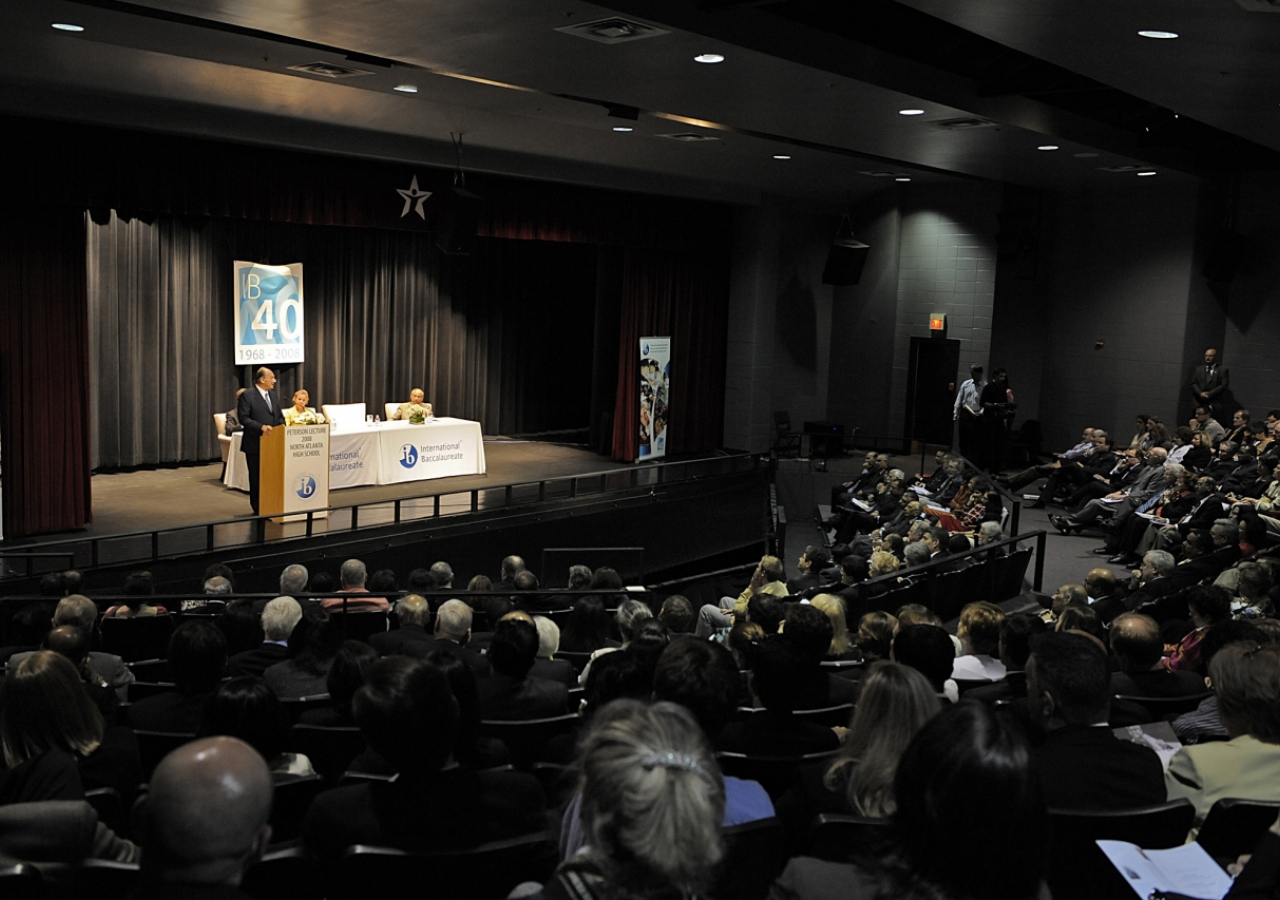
top-left (521, 699), bottom-right (725, 900)
top-left (577, 600), bottom-right (653, 686)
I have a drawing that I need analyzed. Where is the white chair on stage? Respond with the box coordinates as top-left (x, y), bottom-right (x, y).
top-left (321, 403), bottom-right (367, 430)
top-left (384, 402), bottom-right (399, 421)
top-left (213, 413), bottom-right (233, 466)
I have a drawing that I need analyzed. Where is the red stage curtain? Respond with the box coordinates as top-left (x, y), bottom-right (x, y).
top-left (0, 208), bottom-right (92, 537)
top-left (611, 248), bottom-right (730, 461)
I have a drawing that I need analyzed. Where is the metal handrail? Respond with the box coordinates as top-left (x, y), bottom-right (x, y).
top-left (0, 452), bottom-right (763, 576)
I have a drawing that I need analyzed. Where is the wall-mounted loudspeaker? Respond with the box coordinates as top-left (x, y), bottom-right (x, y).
top-left (822, 238), bottom-right (870, 286)
top-left (435, 187), bottom-right (485, 255)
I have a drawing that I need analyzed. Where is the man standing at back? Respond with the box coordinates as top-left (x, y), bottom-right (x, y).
top-left (130, 736), bottom-right (273, 898)
top-left (953, 363), bottom-right (985, 460)
top-left (1190, 348), bottom-right (1229, 418)
top-left (237, 367), bottom-right (285, 515)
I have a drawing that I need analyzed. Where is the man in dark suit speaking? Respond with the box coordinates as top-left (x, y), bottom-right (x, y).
top-left (237, 367), bottom-right (285, 515)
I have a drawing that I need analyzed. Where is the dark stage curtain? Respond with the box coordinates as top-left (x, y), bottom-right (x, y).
top-left (86, 212), bottom-right (598, 467)
top-left (610, 248), bottom-right (730, 462)
top-left (0, 208), bottom-right (93, 537)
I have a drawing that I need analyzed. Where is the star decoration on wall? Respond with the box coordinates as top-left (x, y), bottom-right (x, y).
top-left (397, 176), bottom-right (432, 219)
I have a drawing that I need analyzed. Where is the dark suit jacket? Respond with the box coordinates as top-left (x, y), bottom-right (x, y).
top-left (124, 691), bottom-right (212, 734)
top-left (530, 657), bottom-right (574, 687)
top-left (476, 673), bottom-right (567, 720)
top-left (227, 642), bottom-right (290, 678)
top-left (786, 573), bottom-right (824, 595)
top-left (1031, 726), bottom-right (1166, 810)
top-left (236, 386), bottom-right (285, 451)
top-left (1190, 364), bottom-right (1229, 404)
top-left (368, 624), bottom-right (434, 657)
top-left (424, 637), bottom-right (491, 677)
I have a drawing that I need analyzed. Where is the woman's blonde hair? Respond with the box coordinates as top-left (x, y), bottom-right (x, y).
top-left (579, 699), bottom-right (725, 894)
top-left (824, 661), bottom-right (939, 817)
top-left (869, 550), bottom-right (900, 576)
top-left (1, 650), bottom-right (104, 767)
top-left (811, 594), bottom-right (850, 656)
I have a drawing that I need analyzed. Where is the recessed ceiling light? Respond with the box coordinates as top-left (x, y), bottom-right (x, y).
top-left (694, 53), bottom-right (725, 64)
top-left (1074, 152), bottom-right (1099, 158)
top-left (895, 177), bottom-right (911, 182)
top-left (393, 84), bottom-right (418, 93)
top-left (613, 126), bottom-right (633, 132)
top-left (51, 22), bottom-right (84, 32)
top-left (1037, 145), bottom-right (1060, 151)
top-left (773, 154), bottom-right (791, 160)
top-left (1137, 170), bottom-right (1158, 176)
top-left (899, 109), bottom-right (925, 116)
top-left (1138, 30), bottom-right (1178, 39)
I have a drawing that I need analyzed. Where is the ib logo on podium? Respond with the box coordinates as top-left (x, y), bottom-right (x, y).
top-left (400, 445), bottom-right (419, 468)
top-left (234, 261), bottom-right (305, 366)
top-left (295, 475), bottom-right (318, 500)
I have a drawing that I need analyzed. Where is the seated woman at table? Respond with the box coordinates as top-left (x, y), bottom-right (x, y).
top-left (283, 389), bottom-right (324, 425)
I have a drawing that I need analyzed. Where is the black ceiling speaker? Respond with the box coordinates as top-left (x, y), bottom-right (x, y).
top-left (822, 231), bottom-right (870, 286)
top-left (434, 186), bottom-right (484, 256)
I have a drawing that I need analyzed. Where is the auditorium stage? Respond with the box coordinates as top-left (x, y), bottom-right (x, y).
top-left (77, 440), bottom-right (635, 542)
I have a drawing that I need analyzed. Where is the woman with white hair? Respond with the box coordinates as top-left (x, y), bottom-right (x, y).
top-left (520, 699), bottom-right (725, 900)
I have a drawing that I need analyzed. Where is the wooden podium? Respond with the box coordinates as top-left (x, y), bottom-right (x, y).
top-left (260, 424), bottom-right (331, 521)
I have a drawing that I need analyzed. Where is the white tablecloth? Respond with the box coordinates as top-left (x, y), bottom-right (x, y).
top-left (223, 418), bottom-right (486, 492)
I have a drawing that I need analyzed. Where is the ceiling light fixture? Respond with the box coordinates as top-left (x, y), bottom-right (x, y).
top-left (393, 84), bottom-right (418, 93)
top-left (895, 177), bottom-right (911, 182)
top-left (1037, 145), bottom-right (1060, 151)
top-left (694, 53), bottom-right (725, 64)
top-left (613, 126), bottom-right (633, 132)
top-left (1138, 30), bottom-right (1179, 39)
top-left (51, 22), bottom-right (84, 31)
top-left (1137, 170), bottom-right (1158, 176)
top-left (899, 109), bottom-right (925, 116)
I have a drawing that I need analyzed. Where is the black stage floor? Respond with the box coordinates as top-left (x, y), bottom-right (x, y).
top-left (66, 440), bottom-right (634, 545)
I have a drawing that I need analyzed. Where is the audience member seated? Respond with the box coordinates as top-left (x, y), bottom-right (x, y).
top-left (967, 613), bottom-right (1046, 705)
top-left (892, 624), bottom-right (957, 703)
top-left (1233, 561), bottom-right (1276, 620)
top-left (558, 596), bottom-right (617, 654)
top-left (854, 611), bottom-right (897, 663)
top-left (263, 606), bottom-right (342, 700)
top-left (476, 617), bottom-right (568, 720)
top-left (217, 602), bottom-right (265, 657)
top-left (368, 594), bottom-right (433, 657)
top-left (657, 595), bottom-right (695, 635)
top-left (1171, 620), bottom-right (1269, 744)
top-left (578, 599), bottom-right (654, 684)
top-left (1109, 612), bottom-right (1207, 698)
top-left (718, 638), bottom-right (840, 757)
top-left (8, 595), bottom-right (134, 701)
top-left (198, 677), bottom-right (317, 782)
top-left (102, 570), bottom-right (168, 618)
top-left (528, 700), bottom-right (723, 900)
top-left (1162, 585), bottom-right (1232, 673)
top-left (778, 661), bottom-right (939, 837)
top-left (778, 604), bottom-right (857, 708)
top-left (429, 599), bottom-right (490, 676)
top-left (769, 702), bottom-right (1048, 900)
top-left (0, 650), bottom-right (141, 804)
top-left (320, 559), bottom-right (390, 612)
top-left (809, 594), bottom-right (859, 663)
top-left (298, 640), bottom-right (381, 727)
top-left (1166, 641), bottom-right (1280, 833)
top-left (531, 616), bottom-right (574, 686)
top-left (1026, 632), bottom-right (1165, 809)
top-left (695, 555), bottom-right (788, 639)
top-left (39, 625), bottom-right (120, 722)
top-left (302, 656), bottom-right (545, 860)
top-left (277, 563), bottom-right (311, 605)
top-left (951, 601), bottom-right (1006, 683)
top-left (1055, 604), bottom-right (1106, 644)
top-left (787, 546), bottom-right (830, 595)
top-left (131, 737), bottom-right (272, 898)
top-left (127, 620), bottom-right (227, 734)
top-left (427, 649), bottom-right (508, 771)
top-left (227, 596), bottom-right (301, 678)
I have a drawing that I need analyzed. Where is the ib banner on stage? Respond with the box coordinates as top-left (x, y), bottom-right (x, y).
top-left (233, 261), bottom-right (305, 366)
top-left (638, 337), bottom-right (670, 461)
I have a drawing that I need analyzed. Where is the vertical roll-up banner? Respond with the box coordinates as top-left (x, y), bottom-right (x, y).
top-left (234, 261), bottom-right (305, 366)
top-left (638, 337), bottom-right (671, 462)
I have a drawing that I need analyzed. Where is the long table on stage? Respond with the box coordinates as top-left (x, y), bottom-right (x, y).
top-left (223, 418), bottom-right (487, 492)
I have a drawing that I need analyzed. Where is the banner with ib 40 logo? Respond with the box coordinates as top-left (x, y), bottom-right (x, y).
top-left (638, 337), bottom-right (671, 462)
top-left (234, 261), bottom-right (304, 366)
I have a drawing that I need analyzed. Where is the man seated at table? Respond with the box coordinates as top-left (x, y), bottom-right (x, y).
top-left (391, 388), bottom-right (433, 420)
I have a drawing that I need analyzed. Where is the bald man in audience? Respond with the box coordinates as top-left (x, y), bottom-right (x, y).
top-left (369, 594), bottom-right (434, 657)
top-left (1109, 612), bottom-right (1208, 698)
top-left (132, 736), bottom-right (273, 897)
